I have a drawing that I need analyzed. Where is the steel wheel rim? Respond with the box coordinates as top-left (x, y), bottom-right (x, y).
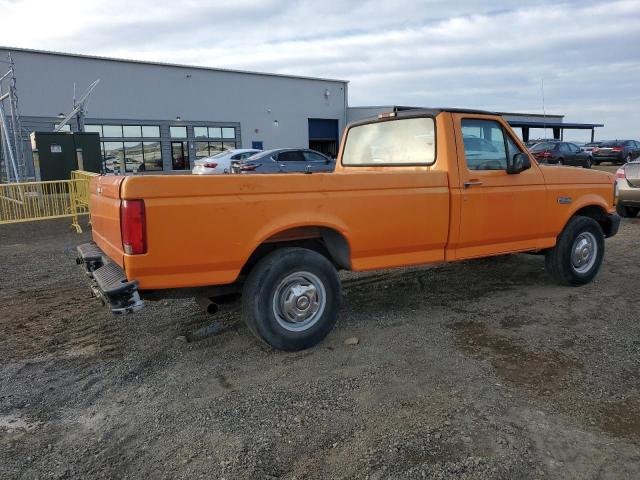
top-left (272, 272), bottom-right (326, 332)
top-left (571, 231), bottom-right (598, 274)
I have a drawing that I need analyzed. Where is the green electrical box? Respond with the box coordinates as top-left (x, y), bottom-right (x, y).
top-left (30, 131), bottom-right (101, 181)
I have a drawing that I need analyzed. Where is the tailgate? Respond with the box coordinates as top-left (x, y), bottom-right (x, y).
top-left (90, 176), bottom-right (125, 267)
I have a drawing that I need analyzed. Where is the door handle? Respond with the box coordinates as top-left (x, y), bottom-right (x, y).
top-left (463, 180), bottom-right (483, 188)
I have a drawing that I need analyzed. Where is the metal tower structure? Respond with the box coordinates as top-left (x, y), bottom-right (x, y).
top-left (54, 79), bottom-right (100, 133)
top-left (0, 53), bottom-right (26, 183)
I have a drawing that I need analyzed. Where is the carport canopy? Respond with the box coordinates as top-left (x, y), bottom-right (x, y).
top-left (508, 120), bottom-right (604, 143)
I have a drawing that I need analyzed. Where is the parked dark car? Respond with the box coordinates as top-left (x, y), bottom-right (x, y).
top-left (592, 140), bottom-right (640, 165)
top-left (529, 141), bottom-right (593, 168)
top-left (580, 141), bottom-right (603, 156)
top-left (232, 148), bottom-right (335, 174)
top-left (525, 138), bottom-right (559, 149)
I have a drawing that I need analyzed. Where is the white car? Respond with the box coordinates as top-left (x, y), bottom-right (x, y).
top-left (192, 149), bottom-right (261, 175)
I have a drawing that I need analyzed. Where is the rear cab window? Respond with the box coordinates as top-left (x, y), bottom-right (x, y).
top-left (342, 117), bottom-right (435, 166)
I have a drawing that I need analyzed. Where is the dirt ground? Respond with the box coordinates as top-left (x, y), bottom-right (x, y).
top-left (1, 212), bottom-right (639, 479)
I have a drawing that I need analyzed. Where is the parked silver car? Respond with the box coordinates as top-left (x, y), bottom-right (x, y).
top-left (192, 149), bottom-right (261, 175)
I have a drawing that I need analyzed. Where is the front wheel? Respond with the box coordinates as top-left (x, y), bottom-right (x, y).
top-left (545, 216), bottom-right (605, 286)
top-left (242, 247), bottom-right (342, 351)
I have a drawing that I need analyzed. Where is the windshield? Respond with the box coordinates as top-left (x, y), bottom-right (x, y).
top-left (342, 117), bottom-right (436, 165)
top-left (530, 142), bottom-right (556, 152)
top-left (600, 141), bottom-right (622, 147)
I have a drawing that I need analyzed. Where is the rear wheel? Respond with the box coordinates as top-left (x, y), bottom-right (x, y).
top-left (545, 216), bottom-right (604, 286)
top-left (242, 247), bottom-right (342, 351)
top-left (557, 158), bottom-right (564, 166)
top-left (624, 154), bottom-right (632, 164)
top-left (584, 157), bottom-right (592, 169)
top-left (616, 204), bottom-right (640, 218)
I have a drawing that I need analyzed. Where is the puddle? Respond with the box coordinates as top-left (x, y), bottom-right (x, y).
top-left (450, 321), bottom-right (580, 394)
top-left (596, 396), bottom-right (640, 439)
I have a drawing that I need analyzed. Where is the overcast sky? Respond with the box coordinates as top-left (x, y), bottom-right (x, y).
top-left (1, 0), bottom-right (639, 139)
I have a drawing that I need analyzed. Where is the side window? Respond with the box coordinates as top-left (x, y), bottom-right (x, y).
top-left (567, 143), bottom-right (579, 151)
top-left (559, 143), bottom-right (570, 153)
top-left (461, 119), bottom-right (507, 170)
top-left (231, 153), bottom-right (243, 160)
top-left (304, 151), bottom-right (327, 162)
top-left (279, 150), bottom-right (305, 162)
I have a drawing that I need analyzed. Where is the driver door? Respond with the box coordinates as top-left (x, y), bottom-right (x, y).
top-left (452, 114), bottom-right (548, 259)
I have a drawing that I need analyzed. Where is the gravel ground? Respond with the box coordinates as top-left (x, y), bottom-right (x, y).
top-left (1, 216), bottom-right (639, 480)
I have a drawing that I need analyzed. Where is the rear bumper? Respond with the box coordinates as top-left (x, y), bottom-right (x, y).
top-left (76, 242), bottom-right (144, 314)
top-left (593, 154), bottom-right (624, 162)
top-left (618, 180), bottom-right (640, 206)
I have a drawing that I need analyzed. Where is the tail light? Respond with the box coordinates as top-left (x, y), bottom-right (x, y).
top-left (615, 167), bottom-right (626, 180)
top-left (121, 199), bottom-right (147, 255)
top-left (592, 147), bottom-right (600, 153)
top-left (240, 163), bottom-right (258, 171)
top-left (612, 147), bottom-right (623, 152)
top-left (203, 162), bottom-right (218, 169)
top-left (536, 152), bottom-right (552, 158)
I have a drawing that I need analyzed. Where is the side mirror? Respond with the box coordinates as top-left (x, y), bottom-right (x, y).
top-left (507, 152), bottom-right (531, 174)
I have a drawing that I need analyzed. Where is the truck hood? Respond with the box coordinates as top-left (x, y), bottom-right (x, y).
top-left (539, 165), bottom-right (614, 185)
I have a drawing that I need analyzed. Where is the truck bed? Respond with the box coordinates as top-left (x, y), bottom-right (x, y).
top-left (90, 170), bottom-right (450, 290)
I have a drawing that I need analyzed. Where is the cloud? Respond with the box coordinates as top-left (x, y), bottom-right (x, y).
top-left (1, 0), bottom-right (639, 139)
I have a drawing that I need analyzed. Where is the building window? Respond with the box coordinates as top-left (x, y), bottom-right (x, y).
top-left (195, 141), bottom-right (236, 158)
top-left (222, 127), bottom-right (235, 139)
top-left (102, 141), bottom-right (163, 173)
top-left (208, 127), bottom-right (222, 138)
top-left (142, 125), bottom-right (160, 138)
top-left (143, 142), bottom-right (163, 170)
top-left (194, 127), bottom-right (208, 139)
top-left (170, 126), bottom-right (187, 138)
top-left (123, 125), bottom-right (142, 137)
top-left (103, 141), bottom-right (125, 173)
top-left (103, 125), bottom-right (123, 137)
top-left (85, 125), bottom-right (103, 135)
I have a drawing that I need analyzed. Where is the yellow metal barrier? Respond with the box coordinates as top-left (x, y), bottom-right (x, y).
top-left (0, 171), bottom-right (98, 233)
top-left (71, 170), bottom-right (99, 209)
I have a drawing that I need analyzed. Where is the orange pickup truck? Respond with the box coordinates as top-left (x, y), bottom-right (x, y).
top-left (77, 108), bottom-right (620, 351)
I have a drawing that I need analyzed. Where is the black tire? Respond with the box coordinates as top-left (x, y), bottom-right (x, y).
top-left (584, 157), bottom-right (592, 169)
top-left (616, 204), bottom-right (640, 218)
top-left (624, 154), bottom-right (631, 164)
top-left (545, 216), bottom-right (605, 286)
top-left (557, 158), bottom-right (564, 166)
top-left (242, 247), bottom-right (342, 351)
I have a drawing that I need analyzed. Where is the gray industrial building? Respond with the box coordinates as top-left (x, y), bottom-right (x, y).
top-left (0, 46), bottom-right (603, 179)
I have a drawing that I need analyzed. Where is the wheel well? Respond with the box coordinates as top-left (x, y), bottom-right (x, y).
top-left (241, 227), bottom-right (351, 276)
top-left (573, 205), bottom-right (612, 236)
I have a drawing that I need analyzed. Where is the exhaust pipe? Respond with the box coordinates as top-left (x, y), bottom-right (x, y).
top-left (196, 296), bottom-right (219, 315)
